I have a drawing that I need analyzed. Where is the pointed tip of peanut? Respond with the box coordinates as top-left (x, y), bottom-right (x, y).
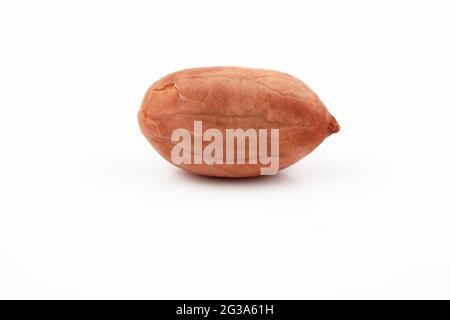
top-left (328, 115), bottom-right (340, 134)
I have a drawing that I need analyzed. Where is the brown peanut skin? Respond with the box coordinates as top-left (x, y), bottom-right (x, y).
top-left (138, 67), bottom-right (340, 177)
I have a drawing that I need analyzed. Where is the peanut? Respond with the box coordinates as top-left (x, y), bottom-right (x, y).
top-left (138, 67), bottom-right (339, 177)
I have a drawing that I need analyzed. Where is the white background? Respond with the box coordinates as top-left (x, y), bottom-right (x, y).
top-left (1, 0), bottom-right (449, 299)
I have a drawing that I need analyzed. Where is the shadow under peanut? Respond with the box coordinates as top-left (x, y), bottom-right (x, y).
top-left (172, 170), bottom-right (297, 187)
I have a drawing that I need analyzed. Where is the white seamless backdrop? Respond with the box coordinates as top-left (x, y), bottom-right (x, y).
top-left (0, 0), bottom-right (449, 299)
